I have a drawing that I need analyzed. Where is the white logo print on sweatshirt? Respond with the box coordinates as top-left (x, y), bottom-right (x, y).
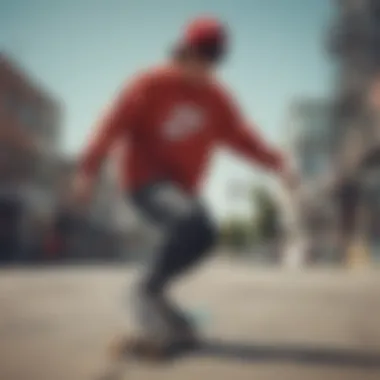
top-left (162, 103), bottom-right (205, 141)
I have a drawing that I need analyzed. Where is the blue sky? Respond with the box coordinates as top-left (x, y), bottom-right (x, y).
top-left (0, 0), bottom-right (333, 220)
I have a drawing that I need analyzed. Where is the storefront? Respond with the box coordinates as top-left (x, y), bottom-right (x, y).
top-left (360, 161), bottom-right (380, 263)
top-left (0, 185), bottom-right (55, 263)
top-left (0, 193), bottom-right (23, 262)
top-left (301, 193), bottom-right (340, 264)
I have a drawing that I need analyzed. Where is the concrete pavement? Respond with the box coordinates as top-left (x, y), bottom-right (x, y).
top-left (1, 260), bottom-right (380, 380)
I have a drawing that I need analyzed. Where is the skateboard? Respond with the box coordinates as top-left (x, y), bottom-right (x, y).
top-left (98, 336), bottom-right (203, 380)
top-left (106, 306), bottom-right (211, 363)
top-left (109, 335), bottom-right (202, 362)
top-left (108, 307), bottom-right (211, 361)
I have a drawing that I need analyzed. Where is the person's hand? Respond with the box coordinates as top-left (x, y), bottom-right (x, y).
top-left (67, 172), bottom-right (95, 213)
top-left (279, 165), bottom-right (300, 194)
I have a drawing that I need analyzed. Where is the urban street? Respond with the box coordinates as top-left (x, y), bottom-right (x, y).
top-left (1, 259), bottom-right (380, 380)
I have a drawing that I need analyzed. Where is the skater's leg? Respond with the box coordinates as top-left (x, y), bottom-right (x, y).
top-left (131, 182), bottom-right (217, 343)
top-left (142, 205), bottom-right (216, 294)
top-left (141, 208), bottom-right (215, 340)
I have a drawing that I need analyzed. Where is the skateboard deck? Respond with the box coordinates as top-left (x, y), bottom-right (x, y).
top-left (113, 306), bottom-right (212, 359)
top-left (98, 337), bottom-right (380, 380)
top-left (109, 334), bottom-right (203, 362)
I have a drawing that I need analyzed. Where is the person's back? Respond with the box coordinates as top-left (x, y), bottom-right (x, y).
top-left (118, 64), bottom-right (221, 193)
top-left (81, 60), bottom-right (283, 194)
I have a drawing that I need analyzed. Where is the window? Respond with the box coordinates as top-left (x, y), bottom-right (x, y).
top-left (3, 90), bottom-right (42, 132)
top-left (301, 150), bottom-right (328, 179)
top-left (18, 103), bottom-right (38, 129)
top-left (39, 107), bottom-right (59, 145)
top-left (4, 89), bottom-right (19, 114)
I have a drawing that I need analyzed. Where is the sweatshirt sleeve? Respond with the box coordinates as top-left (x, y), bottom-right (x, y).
top-left (214, 84), bottom-right (285, 172)
top-left (78, 74), bottom-right (150, 177)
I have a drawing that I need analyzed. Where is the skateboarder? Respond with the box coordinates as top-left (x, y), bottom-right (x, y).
top-left (71, 16), bottom-right (297, 357)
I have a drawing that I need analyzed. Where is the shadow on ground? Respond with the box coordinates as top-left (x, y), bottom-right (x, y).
top-left (98, 340), bottom-right (380, 380)
top-left (187, 340), bottom-right (380, 368)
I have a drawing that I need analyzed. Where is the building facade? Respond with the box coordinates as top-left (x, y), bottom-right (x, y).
top-left (0, 53), bottom-right (150, 263)
top-left (0, 54), bottom-right (61, 184)
top-left (0, 53), bottom-right (62, 261)
top-left (328, 0), bottom-right (380, 264)
top-left (286, 98), bottom-right (340, 263)
top-left (287, 99), bottom-right (334, 181)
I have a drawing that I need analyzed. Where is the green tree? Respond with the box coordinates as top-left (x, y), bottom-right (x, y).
top-left (220, 218), bottom-right (249, 251)
top-left (251, 186), bottom-right (280, 243)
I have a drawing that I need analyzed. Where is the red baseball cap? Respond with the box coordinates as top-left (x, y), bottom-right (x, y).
top-left (174, 16), bottom-right (228, 62)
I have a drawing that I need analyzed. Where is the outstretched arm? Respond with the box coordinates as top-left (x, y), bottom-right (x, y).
top-left (72, 75), bottom-right (150, 207)
top-left (78, 75), bottom-right (150, 178)
top-left (215, 85), bottom-right (284, 172)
